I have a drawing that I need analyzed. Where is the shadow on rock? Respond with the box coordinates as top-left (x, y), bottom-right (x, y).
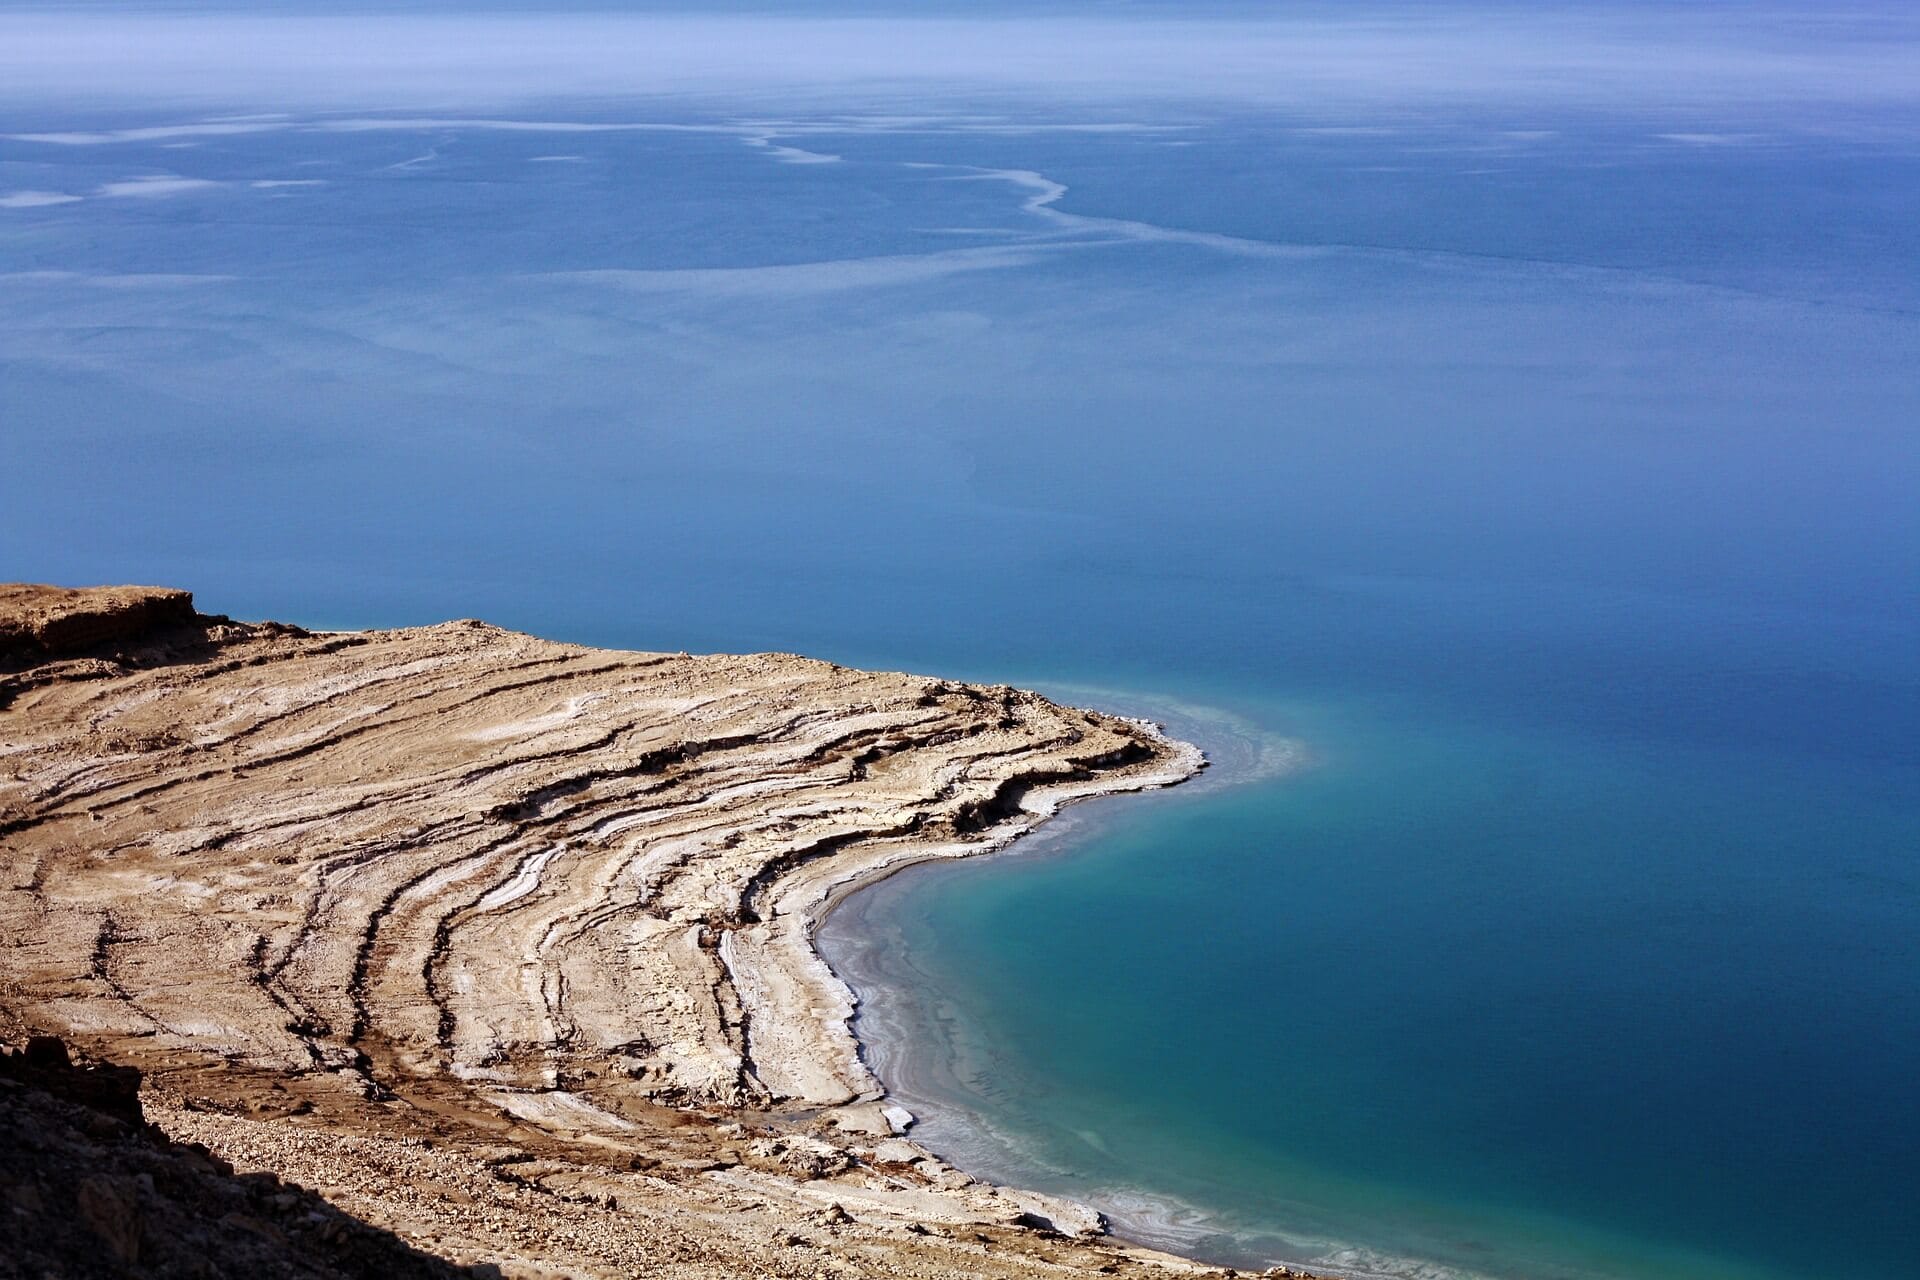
top-left (0, 1037), bottom-right (492, 1280)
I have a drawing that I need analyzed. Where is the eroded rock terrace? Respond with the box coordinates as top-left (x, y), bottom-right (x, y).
top-left (0, 593), bottom-right (1195, 1127)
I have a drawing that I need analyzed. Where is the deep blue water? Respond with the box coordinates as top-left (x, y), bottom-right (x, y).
top-left (3, 8), bottom-right (1917, 1278)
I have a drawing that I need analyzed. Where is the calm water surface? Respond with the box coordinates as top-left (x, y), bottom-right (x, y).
top-left (4, 8), bottom-right (1917, 1277)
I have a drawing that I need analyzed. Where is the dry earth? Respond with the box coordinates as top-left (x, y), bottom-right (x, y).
top-left (0, 585), bottom-right (1326, 1279)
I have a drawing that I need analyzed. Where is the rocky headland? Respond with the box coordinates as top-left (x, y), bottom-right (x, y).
top-left (0, 584), bottom-right (1326, 1279)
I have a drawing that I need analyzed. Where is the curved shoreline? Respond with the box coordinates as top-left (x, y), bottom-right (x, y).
top-left (3, 584), bottom-right (1266, 1280)
top-left (780, 715), bottom-right (1209, 1106)
top-left (815, 696), bottom-right (1350, 1271)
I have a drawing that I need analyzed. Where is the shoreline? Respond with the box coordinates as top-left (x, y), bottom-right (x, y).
top-left (781, 714), bottom-right (1209, 1107)
top-left (814, 695), bottom-right (1508, 1280)
top-left (815, 694), bottom-right (1364, 1275)
top-left (3, 584), bottom-right (1275, 1280)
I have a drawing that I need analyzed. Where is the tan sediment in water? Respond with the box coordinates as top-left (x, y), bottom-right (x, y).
top-left (1, 585), bottom-right (1329, 1278)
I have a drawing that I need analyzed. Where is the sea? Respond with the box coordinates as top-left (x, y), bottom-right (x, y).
top-left (3, 5), bottom-right (1916, 1278)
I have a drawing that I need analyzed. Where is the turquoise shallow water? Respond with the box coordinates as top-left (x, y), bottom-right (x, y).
top-left (4, 7), bottom-right (1918, 1276)
top-left (820, 687), bottom-right (1920, 1279)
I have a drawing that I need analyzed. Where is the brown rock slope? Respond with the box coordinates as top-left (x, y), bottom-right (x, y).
top-left (0, 586), bottom-right (1315, 1280)
top-left (1, 1036), bottom-right (478, 1280)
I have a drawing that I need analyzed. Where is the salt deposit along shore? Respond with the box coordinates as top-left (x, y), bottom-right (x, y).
top-left (0, 584), bottom-right (1333, 1279)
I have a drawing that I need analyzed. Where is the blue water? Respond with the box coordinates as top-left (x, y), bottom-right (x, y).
top-left (3, 7), bottom-right (1917, 1278)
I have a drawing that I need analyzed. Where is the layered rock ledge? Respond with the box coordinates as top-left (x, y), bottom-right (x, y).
top-left (0, 585), bottom-right (1309, 1280)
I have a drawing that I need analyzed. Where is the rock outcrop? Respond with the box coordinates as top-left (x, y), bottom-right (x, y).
top-left (0, 584), bottom-right (200, 664)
